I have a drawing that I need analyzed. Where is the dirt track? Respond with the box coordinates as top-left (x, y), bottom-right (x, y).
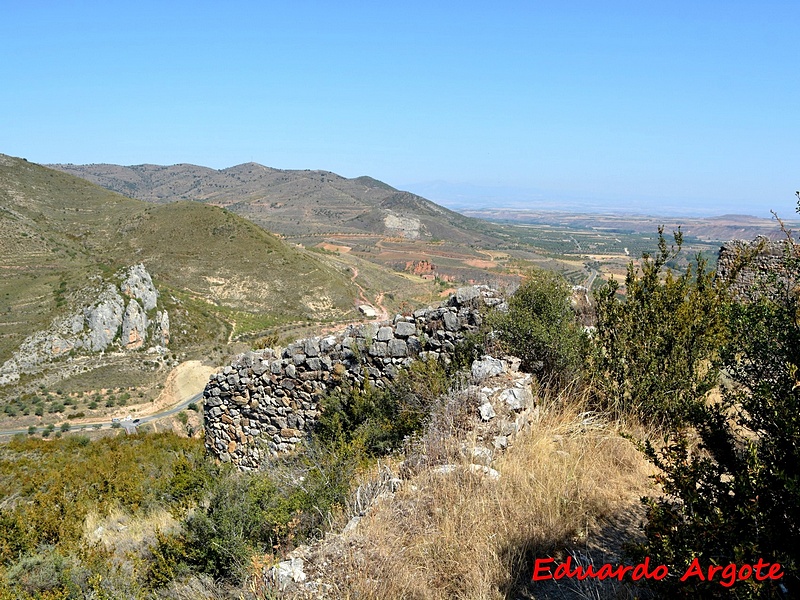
top-left (147, 360), bottom-right (216, 414)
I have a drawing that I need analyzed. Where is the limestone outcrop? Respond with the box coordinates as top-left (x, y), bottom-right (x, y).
top-left (83, 285), bottom-right (126, 352)
top-left (0, 263), bottom-right (169, 386)
top-left (121, 263), bottom-right (159, 311)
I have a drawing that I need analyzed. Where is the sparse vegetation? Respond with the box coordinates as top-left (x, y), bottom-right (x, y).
top-left (1, 151), bottom-right (797, 598)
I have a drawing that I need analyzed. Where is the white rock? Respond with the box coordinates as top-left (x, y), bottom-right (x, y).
top-left (120, 263), bottom-right (158, 311)
top-left (271, 557), bottom-right (306, 590)
top-left (470, 446), bottom-right (493, 465)
top-left (478, 401), bottom-right (496, 421)
top-left (121, 300), bottom-right (147, 350)
top-left (471, 356), bottom-right (506, 381)
top-left (433, 464), bottom-right (458, 476)
top-left (342, 516), bottom-right (361, 534)
top-left (500, 387), bottom-right (532, 411)
top-left (493, 435), bottom-right (508, 450)
top-left (468, 463), bottom-right (501, 480)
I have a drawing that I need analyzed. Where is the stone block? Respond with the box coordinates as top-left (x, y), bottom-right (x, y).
top-left (395, 321), bottom-right (416, 337)
top-left (304, 338), bottom-right (320, 357)
top-left (388, 338), bottom-right (408, 357)
top-left (369, 341), bottom-right (388, 357)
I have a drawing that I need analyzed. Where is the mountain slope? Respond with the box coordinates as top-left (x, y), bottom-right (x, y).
top-left (49, 162), bottom-right (501, 243)
top-left (0, 154), bottom-right (363, 367)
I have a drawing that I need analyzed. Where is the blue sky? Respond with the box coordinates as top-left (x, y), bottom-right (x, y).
top-left (1, 1), bottom-right (798, 217)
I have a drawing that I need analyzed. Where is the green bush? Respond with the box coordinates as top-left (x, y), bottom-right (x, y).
top-left (315, 359), bottom-right (451, 456)
top-left (152, 440), bottom-right (357, 585)
top-left (3, 546), bottom-right (84, 596)
top-left (488, 268), bottom-right (587, 384)
top-left (629, 211), bottom-right (800, 597)
top-left (0, 433), bottom-right (214, 570)
top-left (592, 228), bottom-right (724, 427)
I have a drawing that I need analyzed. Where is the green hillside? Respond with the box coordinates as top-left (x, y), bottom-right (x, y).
top-left (0, 154), bottom-right (363, 366)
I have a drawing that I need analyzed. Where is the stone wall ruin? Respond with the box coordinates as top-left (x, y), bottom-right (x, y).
top-left (203, 286), bottom-right (506, 470)
top-left (717, 237), bottom-right (799, 300)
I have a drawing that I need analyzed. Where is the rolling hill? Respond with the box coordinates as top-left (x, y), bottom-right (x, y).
top-left (49, 162), bottom-right (502, 243)
top-left (1, 153), bottom-right (406, 396)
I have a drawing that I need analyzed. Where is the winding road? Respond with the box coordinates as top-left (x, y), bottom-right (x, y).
top-left (0, 391), bottom-right (204, 438)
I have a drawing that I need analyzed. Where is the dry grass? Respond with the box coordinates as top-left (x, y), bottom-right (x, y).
top-left (319, 391), bottom-right (654, 600)
top-left (83, 505), bottom-right (179, 558)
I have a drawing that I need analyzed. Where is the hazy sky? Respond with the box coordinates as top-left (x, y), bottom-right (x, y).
top-left (1, 1), bottom-right (798, 217)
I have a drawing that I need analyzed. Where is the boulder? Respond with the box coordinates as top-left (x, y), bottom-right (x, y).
top-left (478, 401), bottom-right (496, 421)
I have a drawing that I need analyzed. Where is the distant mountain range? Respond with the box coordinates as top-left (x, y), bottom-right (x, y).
top-left (49, 162), bottom-right (501, 244)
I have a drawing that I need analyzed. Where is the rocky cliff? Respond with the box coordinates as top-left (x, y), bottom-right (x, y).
top-left (0, 264), bottom-right (169, 386)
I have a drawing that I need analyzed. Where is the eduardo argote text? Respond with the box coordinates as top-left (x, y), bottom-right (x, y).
top-left (532, 556), bottom-right (784, 588)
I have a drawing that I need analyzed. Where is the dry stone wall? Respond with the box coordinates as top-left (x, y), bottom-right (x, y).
top-left (203, 286), bottom-right (506, 470)
top-left (717, 237), bottom-right (799, 300)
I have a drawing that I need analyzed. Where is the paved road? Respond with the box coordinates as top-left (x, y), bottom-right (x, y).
top-left (584, 267), bottom-right (599, 290)
top-left (0, 391), bottom-right (204, 438)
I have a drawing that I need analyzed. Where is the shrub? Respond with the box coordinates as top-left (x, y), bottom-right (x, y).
top-left (488, 269), bottom-right (587, 384)
top-left (592, 228), bottom-right (724, 427)
top-left (0, 433), bottom-right (213, 568)
top-left (4, 546), bottom-right (84, 596)
top-left (630, 208), bottom-right (800, 597)
top-left (153, 444), bottom-right (356, 585)
top-left (315, 359), bottom-right (451, 456)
